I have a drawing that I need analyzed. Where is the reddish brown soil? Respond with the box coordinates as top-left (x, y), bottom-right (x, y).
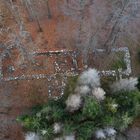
top-left (0, 0), bottom-right (140, 140)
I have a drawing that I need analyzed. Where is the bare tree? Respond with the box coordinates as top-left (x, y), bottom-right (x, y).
top-left (21, 0), bottom-right (33, 21)
top-left (103, 0), bottom-right (129, 53)
top-left (60, 0), bottom-right (95, 66)
top-left (102, 0), bottom-right (140, 53)
top-left (23, 0), bottom-right (42, 32)
top-left (44, 0), bottom-right (52, 19)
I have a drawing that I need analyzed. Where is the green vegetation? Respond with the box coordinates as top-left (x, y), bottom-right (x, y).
top-left (17, 86), bottom-right (140, 139)
top-left (111, 52), bottom-right (127, 70)
top-left (111, 59), bottom-right (126, 70)
top-left (82, 97), bottom-right (101, 119)
top-left (17, 69), bottom-right (140, 140)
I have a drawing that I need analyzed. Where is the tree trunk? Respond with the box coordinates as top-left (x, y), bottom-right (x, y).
top-left (44, 0), bottom-right (52, 19)
top-left (26, 0), bottom-right (43, 32)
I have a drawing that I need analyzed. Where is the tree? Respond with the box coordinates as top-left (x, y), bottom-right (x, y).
top-left (44, 0), bottom-right (52, 19)
top-left (23, 0), bottom-right (42, 32)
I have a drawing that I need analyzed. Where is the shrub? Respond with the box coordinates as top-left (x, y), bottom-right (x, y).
top-left (110, 90), bottom-right (140, 117)
top-left (82, 97), bottom-right (101, 119)
top-left (78, 68), bottom-right (100, 89)
top-left (76, 121), bottom-right (95, 140)
top-left (92, 87), bottom-right (106, 101)
top-left (17, 70), bottom-right (140, 140)
top-left (66, 94), bottom-right (82, 112)
top-left (18, 89), bottom-right (140, 140)
top-left (116, 113), bottom-right (133, 131)
top-left (75, 85), bottom-right (91, 96)
top-left (104, 98), bottom-right (118, 113)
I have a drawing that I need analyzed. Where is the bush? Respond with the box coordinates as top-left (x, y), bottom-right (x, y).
top-left (110, 77), bottom-right (138, 92)
top-left (82, 97), bottom-right (101, 119)
top-left (110, 90), bottom-right (140, 117)
top-left (17, 89), bottom-right (140, 140)
top-left (78, 68), bottom-right (100, 88)
top-left (17, 69), bottom-right (140, 140)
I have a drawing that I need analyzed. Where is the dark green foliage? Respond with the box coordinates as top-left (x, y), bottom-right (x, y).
top-left (110, 90), bottom-right (140, 117)
top-left (115, 113), bottom-right (133, 131)
top-left (102, 90), bottom-right (140, 131)
top-left (111, 59), bottom-right (127, 70)
top-left (82, 97), bottom-right (101, 119)
top-left (17, 89), bottom-right (140, 140)
top-left (111, 52), bottom-right (127, 70)
top-left (17, 115), bottom-right (40, 131)
top-left (63, 122), bottom-right (77, 135)
top-left (42, 127), bottom-right (54, 140)
top-left (76, 121), bottom-right (95, 140)
top-left (70, 111), bottom-right (84, 123)
top-left (101, 114), bottom-right (116, 127)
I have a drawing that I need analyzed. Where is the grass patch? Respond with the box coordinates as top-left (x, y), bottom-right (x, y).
top-left (110, 52), bottom-right (127, 70)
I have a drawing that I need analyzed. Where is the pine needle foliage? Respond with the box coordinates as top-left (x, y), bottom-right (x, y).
top-left (17, 73), bottom-right (140, 140)
top-left (82, 97), bottom-right (101, 119)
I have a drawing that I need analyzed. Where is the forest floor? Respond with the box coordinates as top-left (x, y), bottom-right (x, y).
top-left (0, 0), bottom-right (140, 139)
